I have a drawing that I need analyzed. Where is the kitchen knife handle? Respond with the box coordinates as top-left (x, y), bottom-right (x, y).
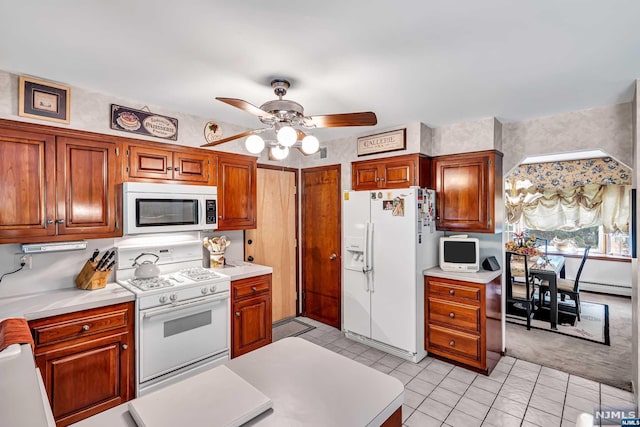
top-left (89, 249), bottom-right (100, 263)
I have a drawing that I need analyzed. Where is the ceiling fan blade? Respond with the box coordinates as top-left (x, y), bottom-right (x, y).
top-left (294, 146), bottom-right (316, 156)
top-left (200, 129), bottom-right (259, 147)
top-left (216, 97), bottom-right (276, 120)
top-left (296, 129), bottom-right (307, 141)
top-left (305, 112), bottom-right (377, 128)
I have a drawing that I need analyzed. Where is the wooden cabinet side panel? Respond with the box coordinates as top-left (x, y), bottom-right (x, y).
top-left (0, 128), bottom-right (56, 241)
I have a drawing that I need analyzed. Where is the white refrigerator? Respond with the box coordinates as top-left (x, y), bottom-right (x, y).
top-left (342, 187), bottom-right (441, 362)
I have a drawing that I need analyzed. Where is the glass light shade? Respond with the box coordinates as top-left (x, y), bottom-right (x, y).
top-left (270, 145), bottom-right (290, 160)
top-left (245, 134), bottom-right (265, 154)
top-left (301, 135), bottom-right (320, 154)
top-left (276, 126), bottom-right (297, 147)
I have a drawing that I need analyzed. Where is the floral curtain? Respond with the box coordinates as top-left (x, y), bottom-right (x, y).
top-left (505, 184), bottom-right (630, 234)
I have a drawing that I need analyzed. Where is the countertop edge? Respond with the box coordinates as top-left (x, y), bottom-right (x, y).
top-left (423, 266), bottom-right (502, 283)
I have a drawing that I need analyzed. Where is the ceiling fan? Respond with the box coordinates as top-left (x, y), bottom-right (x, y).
top-left (201, 79), bottom-right (377, 159)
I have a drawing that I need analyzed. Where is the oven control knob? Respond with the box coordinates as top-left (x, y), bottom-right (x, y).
top-left (209, 285), bottom-right (217, 293)
top-left (201, 287), bottom-right (209, 295)
top-left (159, 296), bottom-right (167, 304)
top-left (170, 294), bottom-right (178, 302)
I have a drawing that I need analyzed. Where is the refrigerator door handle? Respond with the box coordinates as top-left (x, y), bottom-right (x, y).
top-left (368, 222), bottom-right (374, 292)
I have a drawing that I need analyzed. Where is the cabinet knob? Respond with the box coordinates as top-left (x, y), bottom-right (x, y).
top-left (380, 178), bottom-right (385, 181)
top-left (329, 253), bottom-right (337, 260)
top-left (82, 325), bottom-right (90, 331)
top-left (235, 312), bottom-right (240, 317)
top-left (56, 219), bottom-right (64, 224)
top-left (247, 239), bottom-right (253, 245)
top-left (166, 167), bottom-right (172, 171)
top-left (449, 312), bottom-right (455, 318)
top-left (449, 289), bottom-right (455, 296)
top-left (251, 286), bottom-right (257, 292)
top-left (46, 219), bottom-right (54, 224)
top-left (247, 256), bottom-right (254, 262)
top-left (174, 167), bottom-right (179, 171)
top-left (449, 340), bottom-right (455, 347)
top-left (122, 344), bottom-right (128, 350)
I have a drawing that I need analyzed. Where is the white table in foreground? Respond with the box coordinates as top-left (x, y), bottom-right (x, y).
top-left (73, 337), bottom-right (404, 427)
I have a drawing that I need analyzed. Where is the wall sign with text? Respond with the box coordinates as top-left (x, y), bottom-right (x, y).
top-left (110, 104), bottom-right (178, 141)
top-left (357, 128), bottom-right (406, 156)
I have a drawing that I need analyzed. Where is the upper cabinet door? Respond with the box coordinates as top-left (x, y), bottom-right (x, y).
top-left (381, 157), bottom-right (415, 188)
top-left (126, 144), bottom-right (174, 181)
top-left (351, 162), bottom-right (381, 190)
top-left (0, 127), bottom-right (56, 241)
top-left (217, 153), bottom-right (257, 230)
top-left (433, 150), bottom-right (502, 233)
top-left (56, 136), bottom-right (120, 236)
top-left (351, 154), bottom-right (429, 191)
top-left (173, 151), bottom-right (214, 184)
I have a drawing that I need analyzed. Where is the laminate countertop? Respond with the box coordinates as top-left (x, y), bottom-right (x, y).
top-left (0, 283), bottom-right (135, 321)
top-left (423, 266), bottom-right (502, 284)
top-left (212, 262), bottom-right (273, 281)
top-left (72, 337), bottom-right (404, 427)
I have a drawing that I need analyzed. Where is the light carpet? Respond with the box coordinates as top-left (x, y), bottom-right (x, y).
top-left (272, 318), bottom-right (315, 342)
top-left (507, 300), bottom-right (610, 345)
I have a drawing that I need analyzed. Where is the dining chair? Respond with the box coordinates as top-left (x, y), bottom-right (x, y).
top-left (539, 246), bottom-right (590, 321)
top-left (506, 251), bottom-right (537, 330)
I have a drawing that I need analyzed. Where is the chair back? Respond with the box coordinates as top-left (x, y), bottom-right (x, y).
top-left (573, 246), bottom-right (591, 292)
top-left (506, 251), bottom-right (534, 301)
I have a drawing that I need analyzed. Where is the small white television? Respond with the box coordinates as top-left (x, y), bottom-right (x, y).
top-left (439, 236), bottom-right (480, 272)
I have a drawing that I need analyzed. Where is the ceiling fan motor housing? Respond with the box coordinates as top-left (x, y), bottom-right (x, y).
top-left (259, 99), bottom-right (305, 125)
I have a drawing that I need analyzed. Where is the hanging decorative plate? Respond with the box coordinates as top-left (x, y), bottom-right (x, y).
top-left (204, 121), bottom-right (224, 143)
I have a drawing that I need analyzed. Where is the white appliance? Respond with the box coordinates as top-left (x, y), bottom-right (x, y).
top-left (342, 187), bottom-right (441, 362)
top-left (123, 182), bottom-right (218, 235)
top-left (115, 235), bottom-right (230, 396)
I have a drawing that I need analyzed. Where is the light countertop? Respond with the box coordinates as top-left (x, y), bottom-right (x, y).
top-left (424, 266), bottom-right (502, 284)
top-left (212, 262), bottom-right (273, 281)
top-left (0, 283), bottom-right (135, 321)
top-left (72, 337), bottom-right (404, 427)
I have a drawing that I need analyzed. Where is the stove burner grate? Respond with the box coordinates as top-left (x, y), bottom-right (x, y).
top-left (179, 267), bottom-right (223, 282)
top-left (128, 277), bottom-right (174, 290)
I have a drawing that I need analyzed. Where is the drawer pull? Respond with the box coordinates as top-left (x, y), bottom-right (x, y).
top-left (82, 325), bottom-right (90, 331)
top-left (122, 344), bottom-right (128, 350)
top-left (251, 286), bottom-right (257, 292)
top-left (449, 340), bottom-right (455, 347)
top-left (449, 312), bottom-right (455, 318)
top-left (235, 312), bottom-right (241, 317)
top-left (449, 289), bottom-right (455, 296)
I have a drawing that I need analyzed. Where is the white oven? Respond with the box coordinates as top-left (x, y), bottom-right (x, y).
top-left (123, 182), bottom-right (217, 235)
top-left (138, 291), bottom-right (229, 387)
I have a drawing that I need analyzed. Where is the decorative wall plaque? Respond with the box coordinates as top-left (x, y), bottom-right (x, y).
top-left (110, 104), bottom-right (178, 140)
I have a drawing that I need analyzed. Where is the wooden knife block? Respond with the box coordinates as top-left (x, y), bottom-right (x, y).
top-left (75, 261), bottom-right (110, 290)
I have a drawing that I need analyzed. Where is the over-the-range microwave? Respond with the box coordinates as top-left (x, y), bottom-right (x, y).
top-left (123, 182), bottom-right (217, 235)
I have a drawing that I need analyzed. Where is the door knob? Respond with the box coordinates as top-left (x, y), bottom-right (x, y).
top-left (329, 253), bottom-right (337, 260)
top-left (247, 240), bottom-right (253, 245)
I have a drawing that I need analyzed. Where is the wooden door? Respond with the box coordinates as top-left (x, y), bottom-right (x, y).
top-left (232, 295), bottom-right (272, 357)
top-left (301, 165), bottom-right (341, 328)
top-left (173, 151), bottom-right (214, 184)
top-left (126, 143), bottom-right (174, 180)
top-left (56, 136), bottom-right (119, 236)
top-left (0, 127), bottom-right (56, 241)
top-left (217, 153), bottom-right (257, 230)
top-left (245, 167), bottom-right (297, 322)
top-left (35, 333), bottom-right (131, 426)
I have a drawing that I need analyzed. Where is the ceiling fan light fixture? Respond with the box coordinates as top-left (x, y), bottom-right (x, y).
top-left (276, 125), bottom-right (297, 147)
top-left (301, 135), bottom-right (320, 154)
top-left (270, 145), bottom-right (289, 160)
top-left (245, 134), bottom-right (265, 154)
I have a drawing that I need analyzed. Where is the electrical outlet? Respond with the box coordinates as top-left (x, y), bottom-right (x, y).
top-left (15, 254), bottom-right (32, 270)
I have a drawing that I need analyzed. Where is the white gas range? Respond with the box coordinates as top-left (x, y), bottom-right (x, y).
top-left (115, 235), bottom-right (231, 396)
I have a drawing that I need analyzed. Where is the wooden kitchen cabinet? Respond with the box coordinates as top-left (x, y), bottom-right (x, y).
top-left (351, 153), bottom-right (430, 190)
top-left (432, 150), bottom-right (503, 233)
top-left (29, 302), bottom-right (135, 427)
top-left (123, 141), bottom-right (216, 185)
top-left (217, 152), bottom-right (257, 230)
top-left (424, 275), bottom-right (501, 375)
top-left (0, 121), bottom-right (121, 244)
top-left (231, 274), bottom-right (272, 358)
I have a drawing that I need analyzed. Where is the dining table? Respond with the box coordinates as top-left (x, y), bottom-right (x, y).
top-left (528, 255), bottom-right (566, 330)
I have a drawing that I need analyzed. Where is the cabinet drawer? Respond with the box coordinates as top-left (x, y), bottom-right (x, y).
top-left (429, 280), bottom-right (481, 303)
top-left (428, 298), bottom-right (480, 333)
top-left (233, 275), bottom-right (271, 300)
top-left (32, 308), bottom-right (129, 347)
top-left (428, 324), bottom-right (480, 362)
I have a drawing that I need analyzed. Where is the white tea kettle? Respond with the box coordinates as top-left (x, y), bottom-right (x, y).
top-left (132, 253), bottom-right (160, 279)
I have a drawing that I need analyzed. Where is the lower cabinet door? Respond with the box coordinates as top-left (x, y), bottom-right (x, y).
top-left (232, 295), bottom-right (272, 358)
top-left (35, 332), bottom-right (132, 427)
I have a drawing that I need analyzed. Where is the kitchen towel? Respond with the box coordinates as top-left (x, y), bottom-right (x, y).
top-left (0, 318), bottom-right (34, 353)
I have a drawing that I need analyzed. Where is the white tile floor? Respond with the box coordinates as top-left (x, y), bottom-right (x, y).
top-left (295, 317), bottom-right (636, 427)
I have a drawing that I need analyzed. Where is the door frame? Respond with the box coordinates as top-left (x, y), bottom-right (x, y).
top-left (257, 164), bottom-right (300, 316)
top-left (300, 164), bottom-right (342, 325)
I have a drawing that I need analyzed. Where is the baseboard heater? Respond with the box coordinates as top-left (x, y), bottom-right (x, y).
top-left (579, 280), bottom-right (631, 297)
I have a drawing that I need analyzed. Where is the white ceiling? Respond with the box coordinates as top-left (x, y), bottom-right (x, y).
top-left (1, 1), bottom-right (639, 142)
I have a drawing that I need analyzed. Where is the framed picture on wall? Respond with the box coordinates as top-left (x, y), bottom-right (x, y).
top-left (18, 76), bottom-right (71, 124)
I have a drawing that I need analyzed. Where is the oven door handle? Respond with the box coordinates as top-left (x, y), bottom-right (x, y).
top-left (143, 292), bottom-right (229, 319)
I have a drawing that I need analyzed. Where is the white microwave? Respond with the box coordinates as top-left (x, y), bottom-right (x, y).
top-left (123, 182), bottom-right (217, 235)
